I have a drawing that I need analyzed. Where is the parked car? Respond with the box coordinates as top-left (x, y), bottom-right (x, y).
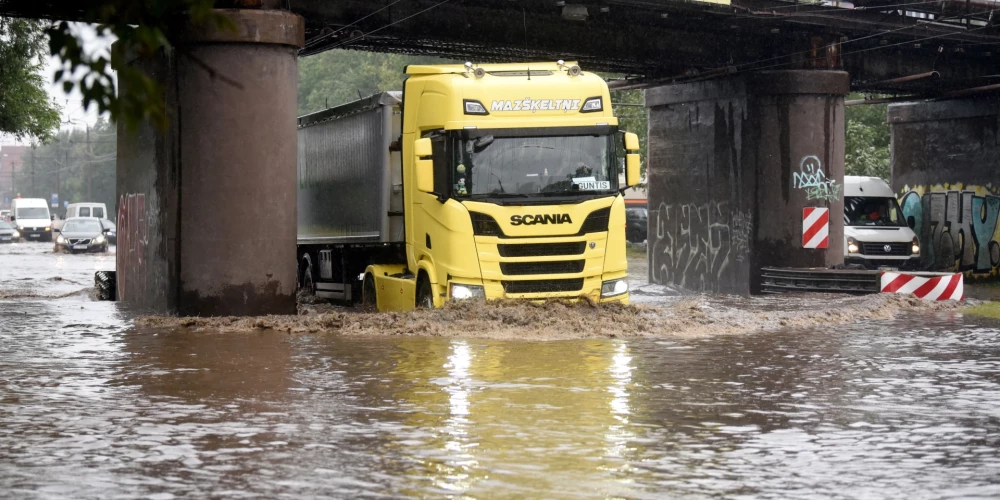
top-left (0, 220), bottom-right (19, 243)
top-left (625, 207), bottom-right (648, 243)
top-left (100, 218), bottom-right (117, 245)
top-left (0, 209), bottom-right (10, 222)
top-left (54, 217), bottom-right (109, 253)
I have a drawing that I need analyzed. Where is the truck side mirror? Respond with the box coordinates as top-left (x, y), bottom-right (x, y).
top-left (414, 138), bottom-right (434, 193)
top-left (624, 132), bottom-right (640, 151)
top-left (625, 153), bottom-right (640, 187)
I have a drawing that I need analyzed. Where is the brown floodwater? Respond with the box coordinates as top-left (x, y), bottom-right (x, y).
top-left (2, 242), bottom-right (1000, 498)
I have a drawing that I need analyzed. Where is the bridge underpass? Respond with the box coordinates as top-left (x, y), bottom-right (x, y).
top-left (3, 0), bottom-right (998, 313)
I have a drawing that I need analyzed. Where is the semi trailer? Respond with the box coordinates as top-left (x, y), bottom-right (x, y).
top-left (296, 61), bottom-right (641, 311)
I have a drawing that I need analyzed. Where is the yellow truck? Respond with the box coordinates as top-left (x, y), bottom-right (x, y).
top-left (296, 61), bottom-right (641, 311)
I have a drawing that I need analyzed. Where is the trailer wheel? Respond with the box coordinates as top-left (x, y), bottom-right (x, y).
top-left (362, 273), bottom-right (377, 312)
top-left (416, 274), bottom-right (434, 309)
top-left (299, 257), bottom-right (316, 297)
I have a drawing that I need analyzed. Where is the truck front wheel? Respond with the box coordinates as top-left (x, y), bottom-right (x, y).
top-left (416, 275), bottom-right (433, 309)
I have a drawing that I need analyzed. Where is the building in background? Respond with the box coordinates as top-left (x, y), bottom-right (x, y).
top-left (624, 186), bottom-right (647, 208)
top-left (0, 146), bottom-right (29, 209)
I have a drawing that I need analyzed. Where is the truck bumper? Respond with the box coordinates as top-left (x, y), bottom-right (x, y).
top-left (463, 272), bottom-right (630, 305)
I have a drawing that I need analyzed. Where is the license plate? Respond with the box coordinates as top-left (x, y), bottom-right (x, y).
top-left (0, 236), bottom-right (10, 241)
top-left (73, 244), bottom-right (88, 250)
top-left (878, 266), bottom-right (899, 271)
top-left (28, 234), bottom-right (39, 238)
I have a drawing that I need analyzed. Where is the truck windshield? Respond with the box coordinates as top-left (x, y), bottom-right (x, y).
top-left (453, 133), bottom-right (617, 198)
top-left (16, 208), bottom-right (48, 219)
top-left (844, 196), bottom-right (907, 227)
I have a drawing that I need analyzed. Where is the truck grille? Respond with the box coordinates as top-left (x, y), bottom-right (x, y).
top-left (503, 278), bottom-right (584, 294)
top-left (862, 242), bottom-right (910, 256)
top-left (498, 242), bottom-right (586, 257)
top-left (500, 260), bottom-right (585, 275)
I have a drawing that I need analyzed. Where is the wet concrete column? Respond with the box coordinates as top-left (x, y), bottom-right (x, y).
top-left (748, 71), bottom-right (849, 288)
top-left (175, 9), bottom-right (304, 316)
top-left (645, 79), bottom-right (756, 295)
top-left (645, 70), bottom-right (848, 294)
top-left (889, 99), bottom-right (1000, 278)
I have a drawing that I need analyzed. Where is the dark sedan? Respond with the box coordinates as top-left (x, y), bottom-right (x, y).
top-left (0, 220), bottom-right (18, 243)
top-left (54, 218), bottom-right (109, 253)
top-left (626, 207), bottom-right (648, 243)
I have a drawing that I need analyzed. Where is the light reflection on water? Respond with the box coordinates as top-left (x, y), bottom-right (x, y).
top-left (2, 242), bottom-right (1000, 498)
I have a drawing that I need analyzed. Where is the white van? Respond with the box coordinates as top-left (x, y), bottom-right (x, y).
top-left (843, 176), bottom-right (920, 270)
top-left (55, 203), bottom-right (109, 232)
top-left (10, 198), bottom-right (52, 242)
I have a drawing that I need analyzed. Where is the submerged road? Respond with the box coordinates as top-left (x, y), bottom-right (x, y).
top-left (1, 242), bottom-right (999, 498)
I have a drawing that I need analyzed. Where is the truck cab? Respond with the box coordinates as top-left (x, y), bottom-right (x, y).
top-left (387, 62), bottom-right (638, 309)
top-left (10, 198), bottom-right (52, 242)
top-left (843, 176), bottom-right (920, 270)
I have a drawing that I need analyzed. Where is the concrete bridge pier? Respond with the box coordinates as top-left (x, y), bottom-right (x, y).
top-left (644, 70), bottom-right (849, 294)
top-left (889, 98), bottom-right (1000, 279)
top-left (116, 9), bottom-right (304, 316)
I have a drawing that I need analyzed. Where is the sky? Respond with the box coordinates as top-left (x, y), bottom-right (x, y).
top-left (0, 23), bottom-right (116, 148)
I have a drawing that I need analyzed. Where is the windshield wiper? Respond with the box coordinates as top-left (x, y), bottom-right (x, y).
top-left (467, 192), bottom-right (529, 199)
top-left (538, 190), bottom-right (613, 196)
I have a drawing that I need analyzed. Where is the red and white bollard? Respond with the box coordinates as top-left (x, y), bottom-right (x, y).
top-left (880, 272), bottom-right (964, 301)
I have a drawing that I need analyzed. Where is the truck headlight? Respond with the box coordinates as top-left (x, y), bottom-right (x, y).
top-left (450, 283), bottom-right (485, 300)
top-left (601, 279), bottom-right (628, 298)
top-left (17, 225), bottom-right (24, 230)
top-left (911, 238), bottom-right (920, 255)
top-left (95, 235), bottom-right (105, 244)
top-left (847, 237), bottom-right (860, 254)
top-left (56, 235), bottom-right (65, 244)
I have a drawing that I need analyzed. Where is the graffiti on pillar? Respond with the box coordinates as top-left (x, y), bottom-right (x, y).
top-left (899, 184), bottom-right (1000, 278)
top-left (792, 155), bottom-right (841, 202)
top-left (650, 201), bottom-right (752, 291)
top-left (116, 193), bottom-right (148, 300)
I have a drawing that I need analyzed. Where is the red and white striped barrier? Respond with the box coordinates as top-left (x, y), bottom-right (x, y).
top-left (880, 272), bottom-right (964, 301)
top-left (802, 207), bottom-right (829, 249)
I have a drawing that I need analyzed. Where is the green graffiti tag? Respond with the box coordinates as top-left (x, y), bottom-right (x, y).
top-left (805, 182), bottom-right (841, 203)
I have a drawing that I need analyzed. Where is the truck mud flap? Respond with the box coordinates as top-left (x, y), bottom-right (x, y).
top-left (760, 267), bottom-right (880, 295)
top-left (95, 271), bottom-right (117, 301)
